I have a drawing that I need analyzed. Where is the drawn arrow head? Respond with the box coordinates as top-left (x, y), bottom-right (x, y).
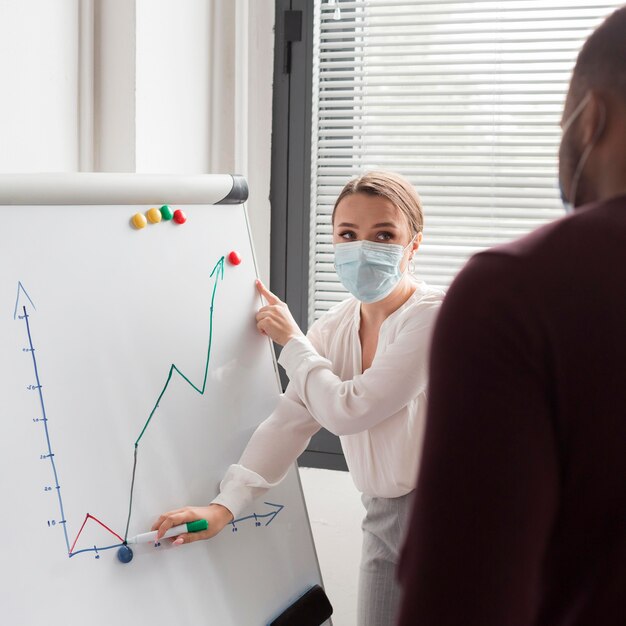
top-left (13, 281), bottom-right (36, 319)
top-left (263, 502), bottom-right (285, 526)
top-left (210, 256), bottom-right (225, 281)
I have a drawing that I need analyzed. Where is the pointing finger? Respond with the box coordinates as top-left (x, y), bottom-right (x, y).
top-left (256, 280), bottom-right (280, 305)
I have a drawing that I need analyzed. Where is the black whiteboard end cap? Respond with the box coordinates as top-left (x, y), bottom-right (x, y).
top-left (217, 175), bottom-right (249, 205)
top-left (268, 585), bottom-right (333, 626)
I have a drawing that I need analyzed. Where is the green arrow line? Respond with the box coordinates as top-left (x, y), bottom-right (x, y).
top-left (124, 256), bottom-right (225, 540)
top-left (134, 255), bottom-right (225, 446)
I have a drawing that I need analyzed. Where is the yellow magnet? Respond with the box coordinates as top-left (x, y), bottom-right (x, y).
top-left (132, 212), bottom-right (147, 229)
top-left (146, 207), bottom-right (162, 224)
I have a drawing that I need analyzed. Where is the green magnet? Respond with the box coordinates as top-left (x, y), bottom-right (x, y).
top-left (160, 205), bottom-right (174, 220)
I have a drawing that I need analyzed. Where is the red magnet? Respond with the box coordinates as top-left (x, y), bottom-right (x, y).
top-left (173, 209), bottom-right (187, 224)
top-left (228, 251), bottom-right (242, 266)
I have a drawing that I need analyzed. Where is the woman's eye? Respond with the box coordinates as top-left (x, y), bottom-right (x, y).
top-left (376, 231), bottom-right (394, 241)
top-left (338, 231), bottom-right (356, 240)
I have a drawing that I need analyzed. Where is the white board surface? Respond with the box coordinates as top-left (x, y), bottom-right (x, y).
top-left (0, 176), bottom-right (326, 626)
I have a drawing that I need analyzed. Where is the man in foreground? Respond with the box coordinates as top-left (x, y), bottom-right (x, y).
top-left (398, 8), bottom-right (626, 625)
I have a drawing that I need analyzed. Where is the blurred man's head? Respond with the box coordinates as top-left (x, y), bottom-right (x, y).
top-left (559, 7), bottom-right (626, 209)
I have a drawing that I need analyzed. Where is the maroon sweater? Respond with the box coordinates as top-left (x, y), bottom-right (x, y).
top-left (398, 195), bottom-right (626, 626)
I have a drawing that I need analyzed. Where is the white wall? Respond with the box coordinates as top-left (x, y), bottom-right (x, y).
top-left (0, 0), bottom-right (275, 282)
top-left (242, 1), bottom-right (275, 284)
top-left (132, 0), bottom-right (275, 282)
top-left (0, 0), bottom-right (79, 172)
top-left (135, 0), bottom-right (212, 174)
top-left (94, 0), bottom-right (137, 172)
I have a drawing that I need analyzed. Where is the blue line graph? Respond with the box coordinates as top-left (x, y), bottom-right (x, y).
top-left (70, 543), bottom-right (123, 559)
top-left (14, 280), bottom-right (35, 320)
top-left (19, 301), bottom-right (71, 554)
top-left (230, 503), bottom-right (284, 531)
top-left (15, 259), bottom-right (285, 561)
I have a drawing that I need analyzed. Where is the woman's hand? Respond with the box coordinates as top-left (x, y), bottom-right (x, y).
top-left (151, 503), bottom-right (234, 545)
top-left (255, 280), bottom-right (304, 346)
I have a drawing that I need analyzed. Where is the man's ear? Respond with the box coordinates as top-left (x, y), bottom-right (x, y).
top-left (581, 91), bottom-right (607, 145)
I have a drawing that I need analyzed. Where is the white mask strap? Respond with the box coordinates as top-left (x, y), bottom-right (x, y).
top-left (562, 92), bottom-right (591, 136)
top-left (567, 97), bottom-right (606, 207)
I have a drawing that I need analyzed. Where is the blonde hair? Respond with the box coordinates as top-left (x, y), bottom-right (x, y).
top-left (332, 171), bottom-right (424, 237)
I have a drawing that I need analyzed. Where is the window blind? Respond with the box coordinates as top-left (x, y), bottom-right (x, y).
top-left (309, 0), bottom-right (620, 322)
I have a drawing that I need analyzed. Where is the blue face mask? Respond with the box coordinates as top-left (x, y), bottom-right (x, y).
top-left (334, 239), bottom-right (413, 304)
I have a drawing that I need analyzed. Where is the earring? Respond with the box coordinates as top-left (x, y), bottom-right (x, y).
top-left (409, 256), bottom-right (416, 274)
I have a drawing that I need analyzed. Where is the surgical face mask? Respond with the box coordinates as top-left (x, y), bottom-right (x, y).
top-left (558, 93), bottom-right (605, 212)
top-left (559, 181), bottom-right (574, 215)
top-left (334, 238), bottom-right (414, 304)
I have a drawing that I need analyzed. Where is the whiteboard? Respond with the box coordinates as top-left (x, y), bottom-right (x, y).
top-left (0, 175), bottom-right (326, 626)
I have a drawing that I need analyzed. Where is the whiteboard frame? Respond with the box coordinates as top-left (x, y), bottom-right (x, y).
top-left (242, 197), bottom-right (328, 622)
top-left (0, 172), bottom-right (330, 625)
top-left (0, 173), bottom-right (247, 206)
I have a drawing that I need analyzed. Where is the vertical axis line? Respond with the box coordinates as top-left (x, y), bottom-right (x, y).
top-left (22, 305), bottom-right (71, 555)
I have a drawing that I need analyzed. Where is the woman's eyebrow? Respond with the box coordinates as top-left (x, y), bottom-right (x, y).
top-left (336, 221), bottom-right (398, 228)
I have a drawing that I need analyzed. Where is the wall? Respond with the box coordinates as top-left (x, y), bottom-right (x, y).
top-left (0, 0), bottom-right (275, 282)
top-left (0, 0), bottom-right (79, 172)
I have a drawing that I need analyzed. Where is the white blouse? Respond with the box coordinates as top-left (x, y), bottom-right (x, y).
top-left (212, 281), bottom-right (444, 519)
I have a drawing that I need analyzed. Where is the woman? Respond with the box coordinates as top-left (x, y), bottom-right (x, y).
top-left (152, 171), bottom-right (444, 625)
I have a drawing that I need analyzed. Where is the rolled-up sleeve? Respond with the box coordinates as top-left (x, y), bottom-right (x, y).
top-left (211, 326), bottom-right (325, 519)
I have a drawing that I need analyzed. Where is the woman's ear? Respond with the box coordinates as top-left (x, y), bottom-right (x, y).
top-left (412, 232), bottom-right (423, 255)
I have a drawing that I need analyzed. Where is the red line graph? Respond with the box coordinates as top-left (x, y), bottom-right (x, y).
top-left (69, 513), bottom-right (124, 556)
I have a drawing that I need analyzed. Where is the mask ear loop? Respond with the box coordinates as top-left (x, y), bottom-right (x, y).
top-left (562, 92), bottom-right (591, 135)
top-left (568, 98), bottom-right (606, 208)
top-left (406, 234), bottom-right (419, 275)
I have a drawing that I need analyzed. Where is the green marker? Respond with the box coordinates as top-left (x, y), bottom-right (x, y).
top-left (126, 519), bottom-right (208, 545)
